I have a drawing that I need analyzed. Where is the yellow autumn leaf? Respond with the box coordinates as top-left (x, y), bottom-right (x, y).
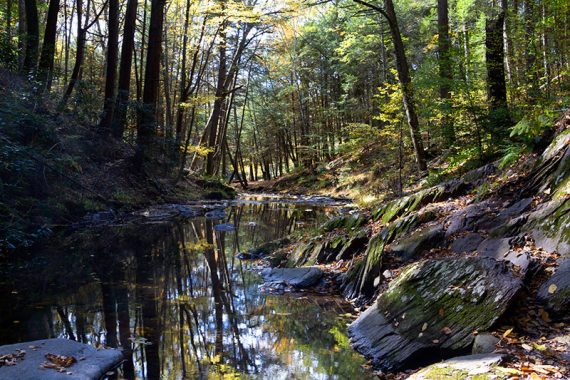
top-left (532, 343), bottom-right (547, 351)
top-left (502, 328), bottom-right (513, 338)
top-left (548, 284), bottom-right (558, 294)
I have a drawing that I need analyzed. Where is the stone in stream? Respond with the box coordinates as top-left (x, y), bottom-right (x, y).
top-left (204, 209), bottom-right (226, 219)
top-left (348, 257), bottom-right (522, 372)
top-left (237, 238), bottom-right (291, 260)
top-left (0, 338), bottom-right (123, 380)
top-left (214, 223), bottom-right (236, 232)
top-left (406, 353), bottom-right (504, 379)
top-left (260, 267), bottom-right (324, 288)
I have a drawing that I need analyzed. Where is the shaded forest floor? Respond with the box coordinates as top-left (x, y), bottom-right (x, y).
top-left (0, 70), bottom-right (234, 252)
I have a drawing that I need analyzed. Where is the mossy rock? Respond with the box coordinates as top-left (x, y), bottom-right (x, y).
top-left (373, 179), bottom-right (468, 225)
top-left (343, 213), bottom-right (421, 300)
top-left (536, 259), bottom-right (570, 319)
top-left (349, 257), bottom-right (522, 371)
top-left (407, 354), bottom-right (506, 380)
top-left (320, 213), bottom-right (367, 232)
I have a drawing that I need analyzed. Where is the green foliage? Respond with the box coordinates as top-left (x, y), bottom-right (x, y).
top-left (510, 109), bottom-right (555, 144)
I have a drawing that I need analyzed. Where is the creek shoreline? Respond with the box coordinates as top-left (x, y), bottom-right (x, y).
top-left (254, 128), bottom-right (570, 379)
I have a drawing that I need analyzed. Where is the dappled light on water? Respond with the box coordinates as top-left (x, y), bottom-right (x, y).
top-left (0, 198), bottom-right (372, 379)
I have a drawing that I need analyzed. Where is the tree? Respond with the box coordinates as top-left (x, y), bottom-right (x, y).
top-left (438, 0), bottom-right (454, 146)
top-left (37, 0), bottom-right (61, 88)
top-left (111, 0), bottom-right (137, 138)
top-left (21, 0), bottom-right (38, 74)
top-left (136, 0), bottom-right (167, 164)
top-left (485, 0), bottom-right (510, 136)
top-left (60, 0), bottom-right (107, 108)
top-left (99, 0), bottom-right (120, 131)
top-left (352, 0), bottom-right (427, 172)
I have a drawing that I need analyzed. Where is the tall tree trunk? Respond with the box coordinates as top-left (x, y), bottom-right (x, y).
top-left (353, 0), bottom-right (427, 171)
top-left (111, 0), bottom-right (138, 138)
top-left (37, 0), bottom-right (61, 89)
top-left (384, 0), bottom-right (427, 171)
top-left (205, 3), bottom-right (227, 176)
top-left (136, 0), bottom-right (166, 164)
top-left (524, 0), bottom-right (538, 99)
top-left (438, 0), bottom-right (454, 146)
top-left (485, 2), bottom-right (510, 135)
top-left (17, 0), bottom-right (26, 70)
top-left (99, 0), bottom-right (120, 131)
top-left (60, 0), bottom-right (86, 107)
top-left (22, 0), bottom-right (38, 74)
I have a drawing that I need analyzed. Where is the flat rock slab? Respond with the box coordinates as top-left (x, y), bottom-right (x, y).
top-left (349, 257), bottom-right (521, 371)
top-left (260, 267), bottom-right (323, 288)
top-left (407, 354), bottom-right (504, 379)
top-left (451, 233), bottom-right (484, 253)
top-left (477, 238), bottom-right (532, 274)
top-left (0, 339), bottom-right (123, 380)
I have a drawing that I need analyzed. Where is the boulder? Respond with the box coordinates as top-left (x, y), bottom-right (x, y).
top-left (0, 338), bottom-right (123, 380)
top-left (260, 267), bottom-right (324, 288)
top-left (336, 232), bottom-right (369, 261)
top-left (537, 258), bottom-right (570, 319)
top-left (348, 257), bottom-right (522, 371)
top-left (477, 238), bottom-right (532, 275)
top-left (498, 198), bottom-right (533, 218)
top-left (321, 214), bottom-right (367, 232)
top-left (389, 225), bottom-right (445, 262)
top-left (451, 233), bottom-right (484, 253)
top-left (472, 333), bottom-right (500, 354)
top-left (239, 238), bottom-right (291, 259)
top-left (445, 201), bottom-right (499, 237)
top-left (407, 354), bottom-right (504, 380)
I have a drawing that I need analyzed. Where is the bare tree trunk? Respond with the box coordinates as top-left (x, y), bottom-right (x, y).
top-left (205, 2), bottom-right (227, 176)
top-left (136, 0), bottom-right (166, 164)
top-left (353, 0), bottom-right (427, 172)
top-left (486, 1), bottom-right (510, 135)
top-left (99, 0), bottom-right (120, 131)
top-left (111, 0), bottom-right (137, 138)
top-left (17, 0), bottom-right (26, 70)
top-left (438, 0), bottom-right (454, 146)
top-left (37, 0), bottom-right (60, 89)
top-left (22, 0), bottom-right (38, 74)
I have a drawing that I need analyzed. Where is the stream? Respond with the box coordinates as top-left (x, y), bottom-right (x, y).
top-left (0, 195), bottom-right (373, 379)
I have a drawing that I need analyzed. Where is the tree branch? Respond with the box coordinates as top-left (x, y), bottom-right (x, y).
top-left (351, 0), bottom-right (389, 20)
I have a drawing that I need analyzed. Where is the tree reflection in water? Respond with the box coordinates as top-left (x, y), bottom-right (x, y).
top-left (0, 200), bottom-right (373, 379)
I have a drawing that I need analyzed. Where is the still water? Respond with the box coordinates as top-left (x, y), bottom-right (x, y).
top-left (0, 197), bottom-right (373, 379)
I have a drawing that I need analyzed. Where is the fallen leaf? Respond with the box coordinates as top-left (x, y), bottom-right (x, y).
top-left (548, 284), bottom-right (558, 294)
top-left (521, 343), bottom-right (533, 351)
top-left (503, 328), bottom-right (513, 338)
top-left (45, 353), bottom-right (76, 368)
top-left (532, 343), bottom-right (547, 351)
top-left (422, 323), bottom-right (428, 331)
top-left (441, 326), bottom-right (452, 335)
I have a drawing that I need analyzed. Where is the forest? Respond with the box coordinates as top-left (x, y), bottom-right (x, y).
top-left (1, 0), bottom-right (570, 378)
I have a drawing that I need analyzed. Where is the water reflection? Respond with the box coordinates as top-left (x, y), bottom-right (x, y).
top-left (0, 200), bottom-right (372, 379)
